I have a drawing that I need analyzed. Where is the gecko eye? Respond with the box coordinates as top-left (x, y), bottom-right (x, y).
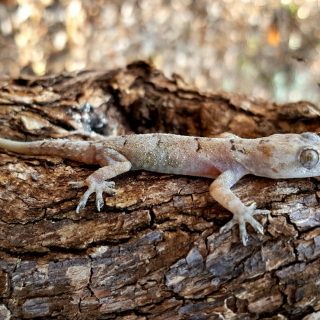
top-left (299, 148), bottom-right (319, 169)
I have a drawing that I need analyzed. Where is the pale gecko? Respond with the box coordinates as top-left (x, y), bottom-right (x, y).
top-left (1, 132), bottom-right (319, 245)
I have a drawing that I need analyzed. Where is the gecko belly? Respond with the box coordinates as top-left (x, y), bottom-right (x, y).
top-left (137, 160), bottom-right (222, 179)
top-left (177, 163), bottom-right (221, 178)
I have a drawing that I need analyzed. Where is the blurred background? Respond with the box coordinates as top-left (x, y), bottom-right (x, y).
top-left (0, 0), bottom-right (319, 103)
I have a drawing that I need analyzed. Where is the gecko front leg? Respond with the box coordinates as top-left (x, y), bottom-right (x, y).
top-left (69, 147), bottom-right (132, 213)
top-left (209, 168), bottom-right (270, 245)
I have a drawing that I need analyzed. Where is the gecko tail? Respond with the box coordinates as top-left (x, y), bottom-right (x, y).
top-left (0, 137), bottom-right (38, 154)
top-left (0, 137), bottom-right (96, 164)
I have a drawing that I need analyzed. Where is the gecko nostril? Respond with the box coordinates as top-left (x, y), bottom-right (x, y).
top-left (299, 148), bottom-right (319, 169)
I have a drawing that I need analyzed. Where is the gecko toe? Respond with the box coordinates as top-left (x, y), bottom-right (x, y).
top-left (106, 188), bottom-right (116, 196)
top-left (219, 219), bottom-right (236, 234)
top-left (99, 181), bottom-right (117, 196)
top-left (220, 216), bottom-right (249, 246)
top-left (93, 181), bottom-right (116, 211)
top-left (76, 188), bottom-right (94, 213)
top-left (254, 209), bottom-right (270, 215)
top-left (239, 219), bottom-right (249, 246)
top-left (246, 215), bottom-right (264, 234)
top-left (107, 181), bottom-right (116, 188)
top-left (76, 201), bottom-right (86, 214)
top-left (69, 181), bottom-right (85, 189)
top-left (96, 198), bottom-right (104, 212)
top-left (248, 202), bottom-right (257, 210)
top-left (95, 190), bottom-right (104, 212)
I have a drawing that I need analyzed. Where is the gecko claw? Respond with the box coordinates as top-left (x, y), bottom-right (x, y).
top-left (76, 200), bottom-right (87, 214)
top-left (96, 200), bottom-right (103, 212)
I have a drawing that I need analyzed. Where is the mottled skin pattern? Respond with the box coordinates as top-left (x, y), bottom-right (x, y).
top-left (1, 132), bottom-right (320, 245)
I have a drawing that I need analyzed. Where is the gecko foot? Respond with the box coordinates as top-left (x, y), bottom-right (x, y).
top-left (69, 180), bottom-right (116, 213)
top-left (219, 203), bottom-right (270, 246)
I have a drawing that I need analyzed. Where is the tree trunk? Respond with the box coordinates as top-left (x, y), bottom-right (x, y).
top-left (0, 61), bottom-right (320, 319)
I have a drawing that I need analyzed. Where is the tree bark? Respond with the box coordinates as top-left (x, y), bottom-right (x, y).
top-left (0, 61), bottom-right (320, 319)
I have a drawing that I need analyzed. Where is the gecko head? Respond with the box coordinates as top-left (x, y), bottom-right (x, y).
top-left (233, 132), bottom-right (320, 179)
top-left (265, 132), bottom-right (320, 178)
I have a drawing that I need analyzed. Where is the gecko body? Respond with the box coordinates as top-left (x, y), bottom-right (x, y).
top-left (1, 132), bottom-right (320, 245)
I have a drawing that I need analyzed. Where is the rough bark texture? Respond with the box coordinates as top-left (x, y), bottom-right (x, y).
top-left (0, 61), bottom-right (320, 320)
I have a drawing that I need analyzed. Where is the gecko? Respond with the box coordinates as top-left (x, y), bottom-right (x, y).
top-left (0, 132), bottom-right (319, 245)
